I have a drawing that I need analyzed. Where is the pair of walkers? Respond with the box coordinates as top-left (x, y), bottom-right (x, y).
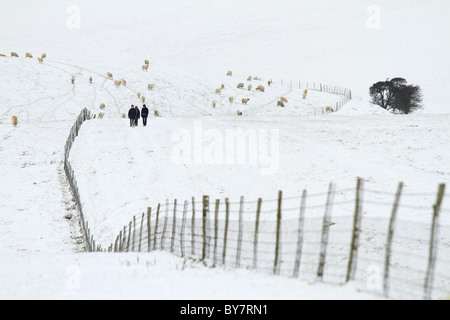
top-left (128, 104), bottom-right (149, 127)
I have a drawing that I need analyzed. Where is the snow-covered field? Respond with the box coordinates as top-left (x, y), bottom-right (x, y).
top-left (1, 0), bottom-right (450, 300)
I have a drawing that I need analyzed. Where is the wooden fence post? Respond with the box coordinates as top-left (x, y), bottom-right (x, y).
top-left (213, 199), bottom-right (220, 265)
top-left (202, 196), bottom-right (209, 261)
top-left (317, 183), bottom-right (335, 280)
top-left (118, 230), bottom-right (123, 252)
top-left (223, 198), bottom-right (230, 265)
top-left (383, 182), bottom-right (403, 297)
top-left (147, 207), bottom-right (152, 252)
top-left (139, 212), bottom-right (144, 252)
top-left (161, 200), bottom-right (169, 251)
top-left (191, 197), bottom-right (196, 256)
top-left (346, 177), bottom-right (364, 282)
top-left (127, 221), bottom-right (132, 252)
top-left (181, 201), bottom-right (188, 258)
top-left (153, 204), bottom-right (160, 251)
top-left (236, 196), bottom-right (245, 268)
top-left (171, 199), bottom-right (177, 253)
top-left (132, 215), bottom-right (136, 251)
top-left (424, 184), bottom-right (446, 300)
top-left (121, 226), bottom-right (126, 252)
top-left (293, 190), bottom-right (307, 278)
top-left (274, 191), bottom-right (282, 275)
top-left (253, 198), bottom-right (262, 270)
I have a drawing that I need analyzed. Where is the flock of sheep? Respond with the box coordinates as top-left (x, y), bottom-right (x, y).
top-left (212, 71), bottom-right (313, 116)
top-left (3, 52), bottom-right (161, 124)
top-left (3, 53), bottom-right (336, 126)
top-left (6, 51), bottom-right (47, 64)
top-left (4, 51), bottom-right (48, 127)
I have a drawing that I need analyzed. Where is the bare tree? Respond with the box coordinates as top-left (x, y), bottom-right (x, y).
top-left (369, 78), bottom-right (423, 114)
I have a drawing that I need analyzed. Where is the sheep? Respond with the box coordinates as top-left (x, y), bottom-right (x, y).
top-left (107, 72), bottom-right (113, 79)
top-left (142, 65), bottom-right (149, 71)
top-left (41, 53), bottom-right (46, 59)
top-left (242, 98), bottom-right (250, 105)
top-left (114, 80), bottom-right (121, 87)
top-left (121, 113), bottom-right (126, 119)
top-left (154, 110), bottom-right (160, 117)
top-left (11, 116), bottom-right (18, 127)
top-left (247, 76), bottom-right (252, 82)
top-left (25, 52), bottom-right (33, 58)
top-left (98, 112), bottom-right (105, 119)
top-left (100, 103), bottom-right (106, 109)
top-left (221, 84), bottom-right (225, 89)
top-left (229, 96), bottom-right (234, 103)
top-left (277, 101), bottom-right (285, 108)
top-left (227, 71), bottom-right (232, 76)
top-left (280, 97), bottom-right (288, 103)
top-left (248, 84), bottom-right (252, 91)
top-left (71, 76), bottom-right (75, 84)
top-left (325, 106), bottom-right (334, 113)
top-left (144, 59), bottom-right (149, 65)
top-left (121, 79), bottom-right (127, 86)
top-left (141, 96), bottom-right (146, 102)
top-left (137, 92), bottom-right (141, 98)
top-left (148, 83), bottom-right (155, 90)
top-left (256, 85), bottom-right (265, 92)
top-left (0, 54), bottom-right (6, 57)
top-left (11, 52), bottom-right (19, 57)
top-left (215, 88), bottom-right (222, 95)
top-left (303, 89), bottom-right (308, 99)
top-left (89, 76), bottom-right (93, 84)
top-left (37, 57), bottom-right (44, 64)
top-left (212, 101), bottom-right (216, 108)
top-left (237, 111), bottom-right (243, 116)
top-left (268, 80), bottom-right (272, 86)
top-left (237, 83), bottom-right (244, 89)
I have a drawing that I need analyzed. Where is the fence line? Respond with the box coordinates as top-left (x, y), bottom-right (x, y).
top-left (275, 78), bottom-right (353, 114)
top-left (109, 178), bottom-right (450, 300)
top-left (63, 108), bottom-right (97, 252)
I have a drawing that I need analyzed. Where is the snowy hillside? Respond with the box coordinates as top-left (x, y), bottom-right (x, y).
top-left (1, 0), bottom-right (450, 300)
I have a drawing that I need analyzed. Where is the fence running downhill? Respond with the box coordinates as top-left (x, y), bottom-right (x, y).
top-left (109, 179), bottom-right (450, 300)
top-left (64, 108), bottom-right (97, 252)
top-left (64, 111), bottom-right (448, 300)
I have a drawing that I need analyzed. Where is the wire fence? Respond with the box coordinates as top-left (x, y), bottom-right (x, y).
top-left (63, 110), bottom-right (449, 300)
top-left (109, 179), bottom-right (450, 300)
top-left (275, 79), bottom-right (352, 114)
top-left (64, 108), bottom-right (97, 252)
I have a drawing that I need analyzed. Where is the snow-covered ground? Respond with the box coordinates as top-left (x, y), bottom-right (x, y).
top-left (1, 0), bottom-right (450, 300)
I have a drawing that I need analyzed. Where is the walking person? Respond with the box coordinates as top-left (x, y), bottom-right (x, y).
top-left (134, 105), bottom-right (141, 126)
top-left (141, 104), bottom-right (149, 126)
top-left (128, 105), bottom-right (137, 127)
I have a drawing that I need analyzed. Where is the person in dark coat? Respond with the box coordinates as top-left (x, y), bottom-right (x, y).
top-left (128, 105), bottom-right (137, 127)
top-left (134, 106), bottom-right (141, 126)
top-left (141, 104), bottom-right (149, 126)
